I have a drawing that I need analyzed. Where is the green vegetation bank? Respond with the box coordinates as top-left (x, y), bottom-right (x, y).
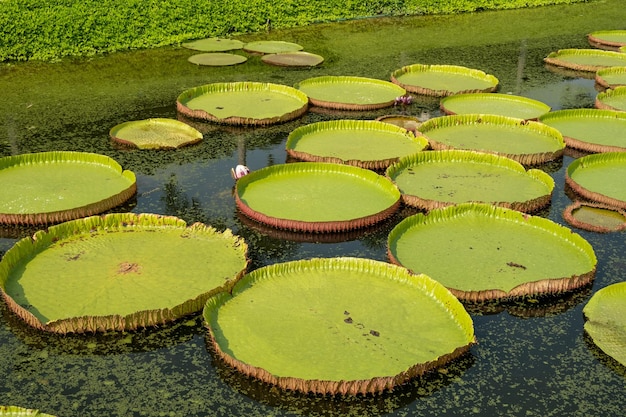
top-left (0, 0), bottom-right (587, 62)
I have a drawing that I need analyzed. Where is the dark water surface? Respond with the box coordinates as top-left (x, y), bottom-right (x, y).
top-left (1, 1), bottom-right (625, 416)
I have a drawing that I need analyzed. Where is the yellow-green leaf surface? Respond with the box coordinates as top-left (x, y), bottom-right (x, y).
top-left (0, 213), bottom-right (248, 331)
top-left (544, 49), bottom-right (626, 71)
top-left (596, 86), bottom-right (626, 112)
top-left (440, 93), bottom-right (550, 119)
top-left (595, 66), bottom-right (626, 89)
top-left (388, 203), bottom-right (596, 297)
top-left (286, 119), bottom-right (428, 165)
top-left (583, 281), bottom-right (626, 366)
top-left (386, 150), bottom-right (554, 208)
top-left (567, 152), bottom-right (626, 207)
top-left (204, 257), bottom-right (474, 382)
top-left (243, 40), bottom-right (303, 54)
top-left (109, 118), bottom-right (203, 149)
top-left (181, 38), bottom-right (244, 52)
top-left (391, 64), bottom-right (498, 96)
top-left (0, 406), bottom-right (56, 416)
top-left (187, 53), bottom-right (247, 67)
top-left (295, 76), bottom-right (406, 108)
top-left (0, 152), bottom-right (136, 223)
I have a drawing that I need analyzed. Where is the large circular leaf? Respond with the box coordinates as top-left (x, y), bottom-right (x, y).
top-left (387, 203), bottom-right (597, 302)
top-left (286, 119), bottom-right (428, 170)
top-left (440, 93), bottom-right (550, 120)
top-left (187, 53), bottom-right (247, 66)
top-left (583, 281), bottom-right (626, 367)
top-left (595, 66), bottom-right (626, 89)
top-left (203, 257), bottom-right (475, 395)
top-left (566, 152), bottom-right (626, 208)
top-left (109, 118), bottom-right (203, 149)
top-left (235, 162), bottom-right (401, 232)
top-left (181, 38), bottom-right (244, 52)
top-left (261, 51), bottom-right (324, 67)
top-left (563, 201), bottom-right (626, 233)
top-left (243, 40), bottom-right (303, 54)
top-left (0, 213), bottom-right (249, 333)
top-left (386, 150), bottom-right (554, 212)
top-left (588, 30), bottom-right (626, 50)
top-left (176, 82), bottom-right (309, 125)
top-left (390, 64), bottom-right (499, 97)
top-left (544, 49), bottom-right (626, 72)
top-left (295, 76), bottom-right (406, 110)
top-left (0, 152), bottom-right (136, 225)
top-left (417, 114), bottom-right (565, 165)
top-left (595, 85), bottom-right (626, 112)
top-left (538, 109), bottom-right (626, 153)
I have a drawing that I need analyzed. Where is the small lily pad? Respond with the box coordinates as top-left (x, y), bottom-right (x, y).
top-left (187, 53), bottom-right (247, 66)
top-left (544, 49), bottom-right (626, 72)
top-left (295, 76), bottom-right (407, 110)
top-left (182, 38), bottom-right (244, 52)
top-left (595, 86), bottom-right (626, 112)
top-left (563, 201), bottom-right (626, 232)
top-left (110, 118), bottom-right (203, 149)
top-left (261, 51), bottom-right (324, 67)
top-left (583, 281), bottom-right (626, 367)
top-left (390, 64), bottom-right (499, 97)
top-left (243, 40), bottom-right (303, 54)
top-left (204, 257), bottom-right (475, 395)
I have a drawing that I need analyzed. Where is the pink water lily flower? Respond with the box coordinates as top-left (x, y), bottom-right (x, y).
top-left (231, 165), bottom-right (250, 180)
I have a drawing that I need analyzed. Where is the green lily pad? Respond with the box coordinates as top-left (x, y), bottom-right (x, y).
top-left (0, 406), bottom-right (56, 416)
top-left (588, 30), bottom-right (626, 50)
top-left (295, 76), bottom-right (407, 110)
top-left (544, 49), bottom-right (626, 72)
top-left (0, 213), bottom-right (249, 333)
top-left (390, 64), bottom-right (499, 97)
top-left (538, 109), bottom-right (626, 153)
top-left (187, 53), bottom-right (247, 66)
top-left (387, 203), bottom-right (597, 302)
top-left (235, 162), bottom-right (401, 232)
top-left (386, 150), bottom-right (554, 212)
top-left (203, 257), bottom-right (475, 395)
top-left (595, 85), bottom-right (626, 112)
top-left (417, 114), bottom-right (565, 165)
top-left (583, 281), bottom-right (626, 367)
top-left (243, 40), bottom-right (303, 54)
top-left (176, 82), bottom-right (309, 126)
top-left (109, 118), bottom-right (203, 149)
top-left (261, 51), bottom-right (324, 67)
top-left (566, 152), bottom-right (626, 208)
top-left (440, 93), bottom-right (550, 120)
top-left (286, 119), bottom-right (429, 170)
top-left (563, 201), bottom-right (626, 233)
top-left (181, 38), bottom-right (244, 52)
top-left (595, 66), bottom-right (626, 89)
top-left (0, 152), bottom-right (136, 225)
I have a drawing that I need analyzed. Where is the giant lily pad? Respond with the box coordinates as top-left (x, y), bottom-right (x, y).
top-left (109, 118), bottom-right (203, 149)
top-left (0, 152), bottom-right (136, 225)
top-left (295, 76), bottom-right (407, 110)
top-left (203, 257), bottom-right (475, 395)
top-left (261, 51), bottom-right (324, 67)
top-left (387, 203), bottom-right (597, 302)
top-left (417, 114), bottom-right (565, 165)
top-left (583, 281), bottom-right (626, 367)
top-left (176, 82), bottom-right (309, 126)
top-left (440, 93), bottom-right (550, 120)
top-left (0, 406), bottom-right (56, 416)
top-left (386, 150), bottom-right (555, 212)
top-left (243, 40), bottom-right (303, 54)
top-left (390, 64), bottom-right (499, 97)
top-left (588, 30), bottom-right (626, 50)
top-left (544, 49), bottom-right (626, 72)
top-left (235, 162), bottom-right (401, 232)
top-left (595, 86), bottom-right (626, 112)
top-left (182, 38), bottom-right (244, 52)
top-left (566, 152), bottom-right (626, 208)
top-left (538, 109), bottom-right (626, 153)
top-left (0, 213), bottom-right (249, 333)
top-left (286, 119), bottom-right (429, 170)
top-left (187, 53), bottom-right (247, 66)
top-left (595, 66), bottom-right (626, 89)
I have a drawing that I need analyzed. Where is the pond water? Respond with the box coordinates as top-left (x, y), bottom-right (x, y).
top-left (1, 1), bottom-right (625, 416)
